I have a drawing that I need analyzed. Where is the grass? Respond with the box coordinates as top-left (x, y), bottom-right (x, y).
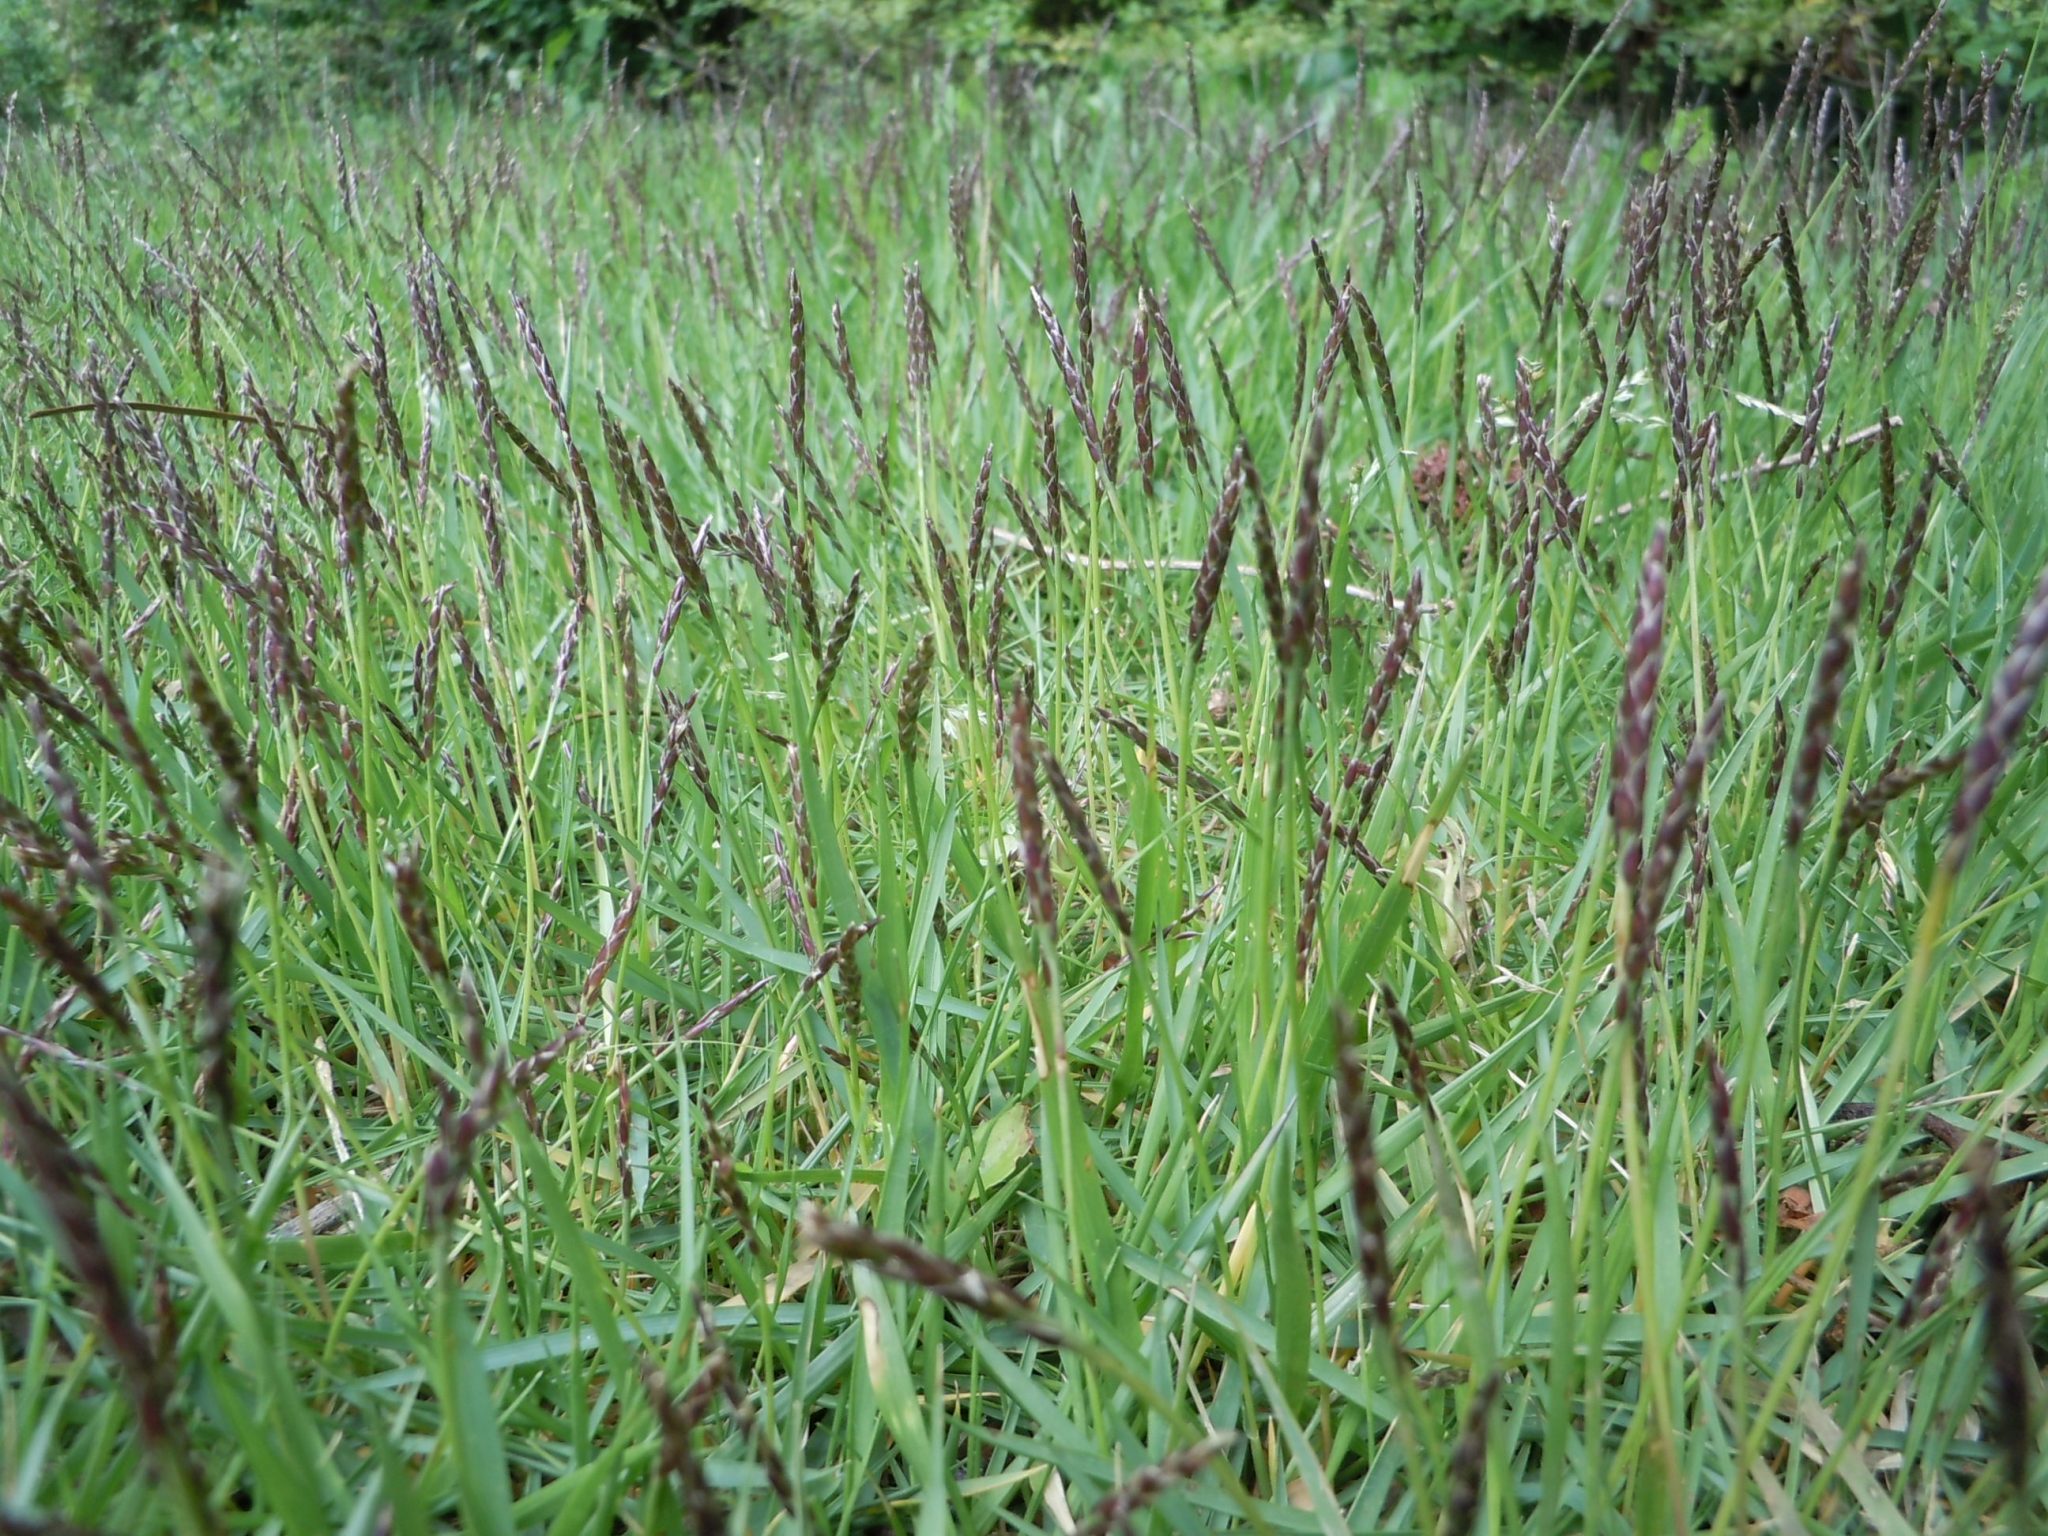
top-left (2, 44), bottom-right (2048, 1535)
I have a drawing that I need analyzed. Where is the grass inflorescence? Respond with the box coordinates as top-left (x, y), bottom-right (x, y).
top-left (3, 41), bottom-right (2047, 1535)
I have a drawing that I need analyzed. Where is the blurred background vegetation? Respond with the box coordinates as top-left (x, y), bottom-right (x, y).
top-left (1, 0), bottom-right (2039, 122)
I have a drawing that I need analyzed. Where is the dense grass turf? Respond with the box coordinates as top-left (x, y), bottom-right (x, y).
top-left (3, 52), bottom-right (2048, 1535)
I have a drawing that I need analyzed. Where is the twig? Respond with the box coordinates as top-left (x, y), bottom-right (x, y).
top-left (29, 399), bottom-right (326, 435)
top-left (1591, 416), bottom-right (1902, 529)
top-left (986, 526), bottom-right (1452, 613)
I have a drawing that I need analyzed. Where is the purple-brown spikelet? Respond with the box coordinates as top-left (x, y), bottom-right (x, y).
top-left (1066, 191), bottom-right (1095, 380)
top-left (1282, 412), bottom-right (1329, 673)
top-left (1497, 488), bottom-right (1541, 693)
top-left (0, 891), bottom-right (134, 1032)
top-left (829, 300), bottom-right (863, 419)
top-left (1310, 284), bottom-right (1354, 415)
top-left (1129, 303), bottom-right (1156, 494)
top-left (514, 294), bottom-right (602, 555)
top-left (698, 1099), bottom-right (760, 1253)
top-left (388, 847), bottom-right (447, 980)
top-left (1296, 802), bottom-right (1332, 981)
top-left (1972, 1151), bottom-right (2033, 1500)
top-left (1147, 290), bottom-right (1207, 477)
top-left (68, 629), bottom-right (180, 843)
top-left (1879, 458), bottom-right (1939, 645)
top-left (1840, 745), bottom-right (1964, 844)
top-left (1309, 242), bottom-right (1367, 404)
top-left (1946, 560), bottom-right (2048, 871)
top-left (967, 445), bottom-right (993, 580)
top-left (422, 971), bottom-right (509, 1237)
top-left (582, 885), bottom-right (643, 1012)
top-left (784, 267), bottom-right (806, 460)
top-left (904, 264), bottom-right (935, 401)
top-left (596, 395), bottom-right (653, 548)
top-left (1705, 1042), bottom-right (1746, 1290)
top-left (789, 526), bottom-right (822, 656)
top-left (1241, 456), bottom-right (1289, 655)
top-left (1376, 985), bottom-right (1435, 1116)
top-left (984, 551), bottom-right (1014, 699)
top-left (692, 1299), bottom-right (801, 1519)
top-left (896, 635), bottom-right (936, 759)
top-left (672, 694), bottom-right (719, 816)
top-left (1440, 1370), bottom-right (1504, 1536)
top-left (27, 698), bottom-right (111, 912)
top-left (0, 1051), bottom-right (198, 1498)
top-left (1188, 201), bottom-right (1237, 309)
top-left (1040, 748), bottom-right (1132, 940)
top-left (1897, 1168), bottom-right (1981, 1333)
top-left (1187, 446), bottom-right (1247, 663)
top-left (1204, 337), bottom-right (1246, 445)
top-left (1784, 544), bottom-right (1866, 848)
top-left (641, 1360), bottom-right (725, 1536)
top-left (926, 518), bottom-right (971, 671)
top-left (1610, 527), bottom-right (1670, 896)
top-left (1796, 318), bottom-right (1839, 493)
top-left (1100, 370), bottom-right (1124, 481)
top-left (638, 446), bottom-right (716, 627)
top-left (1332, 998), bottom-right (1395, 1335)
top-left (1008, 685), bottom-right (1057, 939)
top-left (1077, 1435), bottom-right (1232, 1536)
top-left (1361, 571), bottom-right (1424, 755)
top-left (1037, 406), bottom-right (1070, 541)
top-left (1640, 691), bottom-right (1726, 932)
top-left (192, 862), bottom-right (242, 1126)
top-left (330, 367), bottom-right (371, 582)
top-left (182, 654), bottom-right (258, 843)
top-left (665, 377), bottom-right (727, 493)
top-left (1767, 204), bottom-right (1811, 353)
top-left (813, 573), bottom-right (862, 711)
top-left (614, 1062), bottom-right (635, 1208)
top-left (1033, 282), bottom-right (1104, 469)
top-left (802, 1204), bottom-right (1063, 1343)
top-left (1349, 281), bottom-right (1402, 435)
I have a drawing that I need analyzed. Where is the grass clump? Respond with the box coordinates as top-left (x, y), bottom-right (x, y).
top-left (3, 42), bottom-right (2048, 1535)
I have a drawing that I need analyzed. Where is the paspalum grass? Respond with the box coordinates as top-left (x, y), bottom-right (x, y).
top-left (2, 37), bottom-right (2046, 1536)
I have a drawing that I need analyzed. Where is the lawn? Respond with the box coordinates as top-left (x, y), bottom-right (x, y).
top-left (3, 47), bottom-right (2047, 1535)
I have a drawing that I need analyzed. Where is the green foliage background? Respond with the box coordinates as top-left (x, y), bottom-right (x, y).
top-left (2, 0), bottom-right (2038, 121)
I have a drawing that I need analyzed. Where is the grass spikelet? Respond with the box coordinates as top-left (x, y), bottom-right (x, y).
top-left (1066, 191), bottom-right (1095, 380)
top-left (1439, 1371), bottom-right (1503, 1536)
top-left (1040, 748), bottom-right (1132, 940)
top-left (1775, 202), bottom-right (1813, 357)
top-left (1007, 684), bottom-right (1057, 940)
top-left (640, 1359), bottom-right (726, 1535)
top-left (1332, 998), bottom-right (1395, 1336)
top-left (1704, 1043), bottom-right (1746, 1289)
top-left (813, 572), bottom-right (863, 710)
top-left (1784, 544), bottom-right (1866, 848)
top-left (784, 266), bottom-right (806, 459)
top-left (665, 376), bottom-right (728, 493)
top-left (904, 264), bottom-right (935, 401)
top-left (801, 1204), bottom-right (1063, 1343)
top-left (1349, 280), bottom-right (1402, 435)
top-left (1611, 526), bottom-right (1669, 896)
top-left (1031, 282), bottom-right (1103, 468)
top-left (1946, 560), bottom-right (2048, 870)
top-left (895, 635), bottom-right (936, 760)
top-left (421, 970), bottom-right (508, 1238)
top-left (1187, 444), bottom-right (1247, 663)
top-left (697, 1099), bottom-right (761, 1253)
top-left (191, 862), bottom-right (243, 1125)
top-left (1971, 1150), bottom-right (2033, 1503)
top-left (0, 1051), bottom-right (202, 1508)
top-left (1077, 1434), bottom-right (1233, 1536)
